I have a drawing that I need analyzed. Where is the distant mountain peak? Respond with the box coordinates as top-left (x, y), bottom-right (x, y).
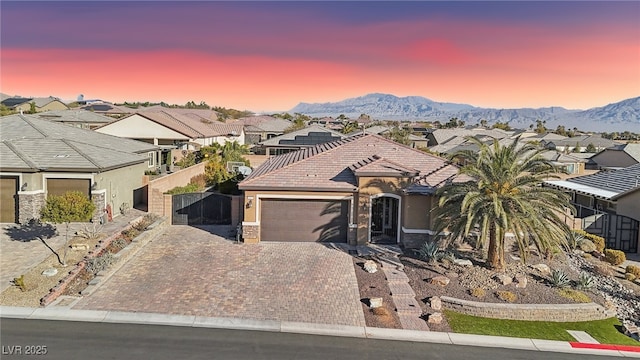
top-left (289, 94), bottom-right (640, 132)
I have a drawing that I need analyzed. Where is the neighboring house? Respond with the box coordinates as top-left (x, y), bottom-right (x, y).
top-left (37, 109), bottom-right (115, 129)
top-left (1, 96), bottom-right (69, 113)
top-left (309, 117), bottom-right (343, 130)
top-left (138, 105), bottom-right (220, 122)
top-left (0, 114), bottom-right (160, 224)
top-left (351, 125), bottom-right (429, 149)
top-left (544, 135), bottom-right (618, 153)
top-left (256, 125), bottom-right (346, 156)
top-left (96, 110), bottom-right (244, 170)
top-left (544, 163), bottom-right (640, 254)
top-left (539, 150), bottom-right (587, 176)
top-left (80, 102), bottom-right (136, 118)
top-left (589, 143), bottom-right (640, 170)
top-left (233, 116), bottom-right (293, 145)
top-left (426, 128), bottom-right (513, 147)
top-left (238, 134), bottom-right (464, 246)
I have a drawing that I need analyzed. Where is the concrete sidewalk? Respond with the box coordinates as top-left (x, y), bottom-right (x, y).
top-left (1, 306), bottom-right (639, 358)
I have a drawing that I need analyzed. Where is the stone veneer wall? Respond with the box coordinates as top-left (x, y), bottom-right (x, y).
top-left (401, 232), bottom-right (430, 249)
top-left (17, 191), bottom-right (46, 224)
top-left (242, 224), bottom-right (259, 244)
top-left (91, 190), bottom-right (106, 223)
top-left (441, 296), bottom-right (614, 322)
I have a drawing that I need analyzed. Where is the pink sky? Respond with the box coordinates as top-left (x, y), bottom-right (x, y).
top-left (1, 2), bottom-right (638, 112)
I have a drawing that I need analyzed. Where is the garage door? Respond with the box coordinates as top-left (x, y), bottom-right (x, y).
top-left (0, 177), bottom-right (18, 223)
top-left (46, 178), bottom-right (91, 198)
top-left (260, 199), bottom-right (349, 242)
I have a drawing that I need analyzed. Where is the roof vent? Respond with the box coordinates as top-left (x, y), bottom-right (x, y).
top-left (54, 154), bottom-right (70, 158)
top-left (306, 174), bottom-right (317, 177)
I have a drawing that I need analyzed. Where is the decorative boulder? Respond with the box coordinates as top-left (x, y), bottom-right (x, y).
top-left (495, 274), bottom-right (512, 285)
top-left (363, 260), bottom-right (378, 273)
top-left (369, 297), bottom-right (383, 308)
top-left (42, 268), bottom-right (58, 277)
top-left (427, 312), bottom-right (443, 324)
top-left (429, 296), bottom-right (442, 310)
top-left (453, 259), bottom-right (473, 267)
top-left (515, 273), bottom-right (528, 289)
top-left (430, 276), bottom-right (450, 286)
top-left (531, 263), bottom-right (551, 276)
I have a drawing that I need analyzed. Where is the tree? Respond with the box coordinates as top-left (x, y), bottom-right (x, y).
top-left (491, 121), bottom-right (511, 131)
top-left (383, 124), bottom-right (411, 145)
top-left (535, 120), bottom-right (547, 134)
top-left (40, 191), bottom-right (96, 266)
top-left (479, 119), bottom-right (488, 128)
top-left (555, 125), bottom-right (567, 137)
top-left (28, 102), bottom-right (37, 114)
top-left (585, 143), bottom-right (597, 153)
top-left (433, 136), bottom-right (573, 271)
top-left (341, 121), bottom-right (360, 134)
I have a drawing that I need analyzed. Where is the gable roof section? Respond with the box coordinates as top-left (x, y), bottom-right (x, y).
top-left (350, 155), bottom-right (419, 177)
top-left (593, 143), bottom-right (640, 163)
top-left (239, 134), bottom-right (461, 192)
top-left (38, 109), bottom-right (115, 124)
top-left (545, 163), bottom-right (640, 200)
top-left (234, 116), bottom-right (292, 133)
top-left (259, 125), bottom-right (345, 146)
top-left (0, 114), bottom-right (157, 172)
top-left (1, 97), bottom-right (32, 108)
top-left (430, 128), bottom-right (513, 145)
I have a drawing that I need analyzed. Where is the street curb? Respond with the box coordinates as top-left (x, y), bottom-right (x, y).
top-left (1, 306), bottom-right (639, 357)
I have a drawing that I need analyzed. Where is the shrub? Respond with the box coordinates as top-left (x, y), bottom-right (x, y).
top-left (593, 264), bottom-right (613, 277)
top-left (577, 239), bottom-right (596, 253)
top-left (576, 272), bottom-right (594, 290)
top-left (13, 275), bottom-right (27, 292)
top-left (110, 238), bottom-right (128, 252)
top-left (165, 183), bottom-right (201, 195)
top-left (496, 290), bottom-right (517, 302)
top-left (558, 289), bottom-right (591, 303)
top-left (470, 287), bottom-right (486, 298)
top-left (550, 269), bottom-right (571, 288)
top-left (416, 241), bottom-right (442, 263)
top-left (574, 230), bottom-right (605, 252)
top-left (190, 174), bottom-right (207, 189)
top-left (625, 273), bottom-right (637, 282)
top-left (372, 307), bottom-right (390, 316)
top-left (625, 265), bottom-right (640, 278)
top-left (86, 253), bottom-right (115, 275)
top-left (603, 249), bottom-right (626, 266)
top-left (121, 228), bottom-right (140, 241)
top-left (582, 253), bottom-right (592, 259)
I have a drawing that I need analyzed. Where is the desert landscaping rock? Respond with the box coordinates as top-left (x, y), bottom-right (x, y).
top-left (41, 268), bottom-right (58, 277)
top-left (515, 274), bottom-right (528, 289)
top-left (430, 276), bottom-right (450, 286)
top-left (496, 274), bottom-right (512, 285)
top-left (363, 260), bottom-right (378, 273)
top-left (532, 263), bottom-right (551, 275)
top-left (428, 312), bottom-right (443, 324)
top-left (369, 297), bottom-right (383, 308)
top-left (453, 259), bottom-right (473, 267)
top-left (429, 296), bottom-right (442, 310)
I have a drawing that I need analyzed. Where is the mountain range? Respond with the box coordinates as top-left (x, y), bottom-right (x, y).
top-left (290, 93), bottom-right (640, 132)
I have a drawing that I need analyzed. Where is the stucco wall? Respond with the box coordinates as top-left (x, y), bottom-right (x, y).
top-left (146, 162), bottom-right (206, 216)
top-left (95, 162), bottom-right (147, 217)
top-left (403, 194), bottom-right (432, 229)
top-left (616, 190), bottom-right (640, 222)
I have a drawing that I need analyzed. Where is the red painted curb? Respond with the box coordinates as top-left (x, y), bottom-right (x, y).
top-left (570, 342), bottom-right (640, 353)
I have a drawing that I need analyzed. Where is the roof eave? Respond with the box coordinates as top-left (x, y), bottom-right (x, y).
top-left (238, 185), bottom-right (358, 192)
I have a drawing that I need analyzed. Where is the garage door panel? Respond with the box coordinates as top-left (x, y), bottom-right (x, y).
top-left (46, 179), bottom-right (91, 198)
top-left (0, 177), bottom-right (18, 223)
top-left (260, 199), bottom-right (348, 242)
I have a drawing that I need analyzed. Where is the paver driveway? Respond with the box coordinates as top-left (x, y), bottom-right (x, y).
top-left (74, 225), bottom-right (366, 326)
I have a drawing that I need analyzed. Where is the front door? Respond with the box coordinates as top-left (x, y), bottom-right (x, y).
top-left (370, 196), bottom-right (399, 244)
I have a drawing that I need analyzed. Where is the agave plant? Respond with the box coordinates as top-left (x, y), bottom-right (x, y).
top-left (550, 269), bottom-right (571, 288)
top-left (576, 272), bottom-right (595, 290)
top-left (417, 241), bottom-right (443, 263)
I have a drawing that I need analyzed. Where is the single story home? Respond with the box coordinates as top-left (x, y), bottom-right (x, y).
top-left (238, 134), bottom-right (464, 246)
top-left (1, 96), bottom-right (69, 113)
top-left (544, 135), bottom-right (618, 153)
top-left (37, 109), bottom-right (115, 130)
top-left (233, 116), bottom-right (293, 145)
top-left (544, 163), bottom-right (640, 254)
top-left (0, 114), bottom-right (160, 224)
top-left (589, 143), bottom-right (640, 170)
top-left (95, 109), bottom-right (244, 170)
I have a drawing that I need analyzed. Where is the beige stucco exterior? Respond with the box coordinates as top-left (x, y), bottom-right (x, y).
top-left (242, 175), bottom-right (438, 246)
top-left (14, 100), bottom-right (69, 113)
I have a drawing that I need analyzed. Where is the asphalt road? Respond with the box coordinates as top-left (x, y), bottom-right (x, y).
top-left (1, 318), bottom-right (611, 360)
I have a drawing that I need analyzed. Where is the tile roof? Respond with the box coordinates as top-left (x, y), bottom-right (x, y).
top-left (549, 135), bottom-right (618, 147)
top-left (233, 116), bottom-right (292, 133)
top-left (0, 114), bottom-right (157, 172)
top-left (545, 163), bottom-right (640, 199)
top-left (429, 128), bottom-right (513, 145)
top-left (37, 109), bottom-right (115, 124)
top-left (599, 143), bottom-right (640, 163)
top-left (80, 102), bottom-right (136, 114)
top-left (116, 110), bottom-right (243, 139)
top-left (350, 155), bottom-right (419, 177)
top-left (259, 125), bottom-right (345, 146)
top-left (239, 134), bottom-right (462, 192)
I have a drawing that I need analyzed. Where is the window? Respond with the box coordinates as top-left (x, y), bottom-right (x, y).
top-left (148, 152), bottom-right (155, 167)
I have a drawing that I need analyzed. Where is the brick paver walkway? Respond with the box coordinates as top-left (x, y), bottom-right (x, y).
top-left (0, 209), bottom-right (145, 292)
top-left (74, 225), bottom-right (366, 327)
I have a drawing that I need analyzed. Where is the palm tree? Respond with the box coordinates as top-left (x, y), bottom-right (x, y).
top-left (432, 136), bottom-right (573, 271)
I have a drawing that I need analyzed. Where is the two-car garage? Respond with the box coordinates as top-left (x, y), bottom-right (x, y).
top-left (259, 199), bottom-right (350, 242)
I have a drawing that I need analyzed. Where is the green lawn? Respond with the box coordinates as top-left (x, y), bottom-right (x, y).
top-left (444, 310), bottom-right (639, 346)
